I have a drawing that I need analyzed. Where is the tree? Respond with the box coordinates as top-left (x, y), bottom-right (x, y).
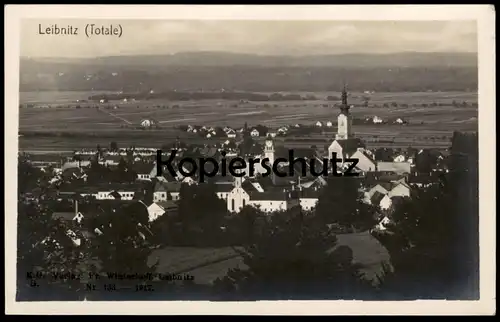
top-left (177, 183), bottom-right (228, 245)
top-left (213, 209), bottom-right (369, 300)
top-left (91, 202), bottom-right (153, 275)
top-left (414, 149), bottom-right (438, 174)
top-left (315, 177), bottom-right (377, 232)
top-left (377, 132), bottom-right (479, 299)
top-left (18, 155), bottom-right (43, 194)
top-left (110, 141), bottom-right (118, 152)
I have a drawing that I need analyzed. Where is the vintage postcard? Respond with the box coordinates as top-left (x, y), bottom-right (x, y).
top-left (5, 5), bottom-right (496, 315)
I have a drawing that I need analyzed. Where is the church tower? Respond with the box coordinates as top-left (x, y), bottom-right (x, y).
top-left (264, 137), bottom-right (275, 166)
top-left (335, 84), bottom-right (353, 140)
top-left (234, 169), bottom-right (243, 188)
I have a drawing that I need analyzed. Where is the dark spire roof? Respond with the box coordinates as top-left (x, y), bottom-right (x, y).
top-left (340, 83), bottom-right (350, 114)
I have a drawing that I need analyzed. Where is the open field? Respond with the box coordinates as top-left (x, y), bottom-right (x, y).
top-left (145, 231), bottom-right (389, 286)
top-left (19, 91), bottom-right (477, 151)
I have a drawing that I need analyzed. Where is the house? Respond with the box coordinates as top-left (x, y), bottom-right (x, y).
top-left (350, 149), bottom-right (377, 172)
top-left (377, 161), bottom-right (412, 174)
top-left (147, 201), bottom-right (178, 222)
top-left (214, 183), bottom-right (234, 201)
top-left (326, 121), bottom-right (333, 127)
top-left (250, 129), bottom-right (260, 137)
top-left (298, 188), bottom-right (320, 212)
top-left (226, 129), bottom-right (236, 138)
top-left (387, 182), bottom-right (411, 198)
top-left (166, 182), bottom-right (182, 200)
top-left (153, 181), bottom-right (168, 202)
top-left (365, 183), bottom-right (391, 201)
top-left (373, 116), bottom-right (383, 124)
top-left (268, 132), bottom-right (277, 138)
top-left (277, 126), bottom-right (288, 135)
top-left (379, 194), bottom-right (392, 210)
top-left (315, 121), bottom-right (323, 127)
top-left (370, 191), bottom-right (387, 209)
top-left (224, 175), bottom-right (299, 214)
top-left (393, 154), bottom-right (406, 162)
top-left (376, 216), bottom-right (391, 231)
top-left (62, 160), bottom-right (91, 171)
top-left (328, 138), bottom-right (365, 162)
top-left (141, 119), bottom-right (155, 128)
top-left (101, 155), bottom-right (122, 166)
top-left (134, 162), bottom-right (154, 181)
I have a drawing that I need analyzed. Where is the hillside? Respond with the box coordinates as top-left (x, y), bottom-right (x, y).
top-left (19, 52), bottom-right (478, 92)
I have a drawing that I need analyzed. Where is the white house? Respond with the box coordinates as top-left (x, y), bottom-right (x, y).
top-left (250, 129), bottom-right (260, 137)
top-left (393, 154), bottom-right (406, 162)
top-left (147, 201), bottom-right (178, 222)
top-left (153, 182), bottom-right (168, 202)
top-left (377, 161), bottom-right (412, 174)
top-left (141, 119), bottom-right (154, 128)
top-left (350, 150), bottom-right (377, 172)
top-left (379, 195), bottom-right (393, 210)
top-left (299, 197), bottom-right (318, 211)
top-left (388, 182), bottom-right (411, 198)
top-left (373, 116), bottom-right (383, 124)
top-left (326, 121), bottom-right (333, 127)
top-left (277, 127), bottom-right (288, 135)
top-left (224, 175), bottom-right (298, 214)
top-left (315, 121), bottom-right (323, 127)
top-left (226, 129), bottom-right (236, 138)
top-left (376, 216), bottom-right (391, 231)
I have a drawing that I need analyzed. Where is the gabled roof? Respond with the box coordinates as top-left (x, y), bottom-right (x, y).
top-left (298, 188), bottom-right (320, 199)
top-left (108, 191), bottom-right (122, 199)
top-left (248, 190), bottom-right (289, 201)
top-left (333, 138), bottom-right (365, 156)
top-left (165, 182), bottom-right (182, 193)
top-left (153, 181), bottom-right (167, 193)
top-left (371, 191), bottom-right (386, 205)
top-left (214, 183), bottom-right (234, 193)
top-left (156, 200), bottom-right (178, 211)
top-left (52, 212), bottom-right (76, 221)
top-left (377, 161), bottom-right (411, 174)
top-left (388, 196), bottom-right (407, 210)
top-left (133, 162), bottom-right (154, 174)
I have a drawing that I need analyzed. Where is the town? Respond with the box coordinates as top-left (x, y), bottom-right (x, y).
top-left (17, 85), bottom-right (478, 301)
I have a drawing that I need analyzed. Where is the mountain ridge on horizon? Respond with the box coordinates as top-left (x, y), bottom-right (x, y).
top-left (20, 51), bottom-right (477, 68)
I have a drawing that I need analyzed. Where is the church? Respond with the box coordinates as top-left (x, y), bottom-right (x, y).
top-left (326, 86), bottom-right (411, 175)
top-left (327, 85), bottom-right (365, 161)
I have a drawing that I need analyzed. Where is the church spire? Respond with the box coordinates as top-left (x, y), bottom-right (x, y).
top-left (341, 83), bottom-right (348, 106)
top-left (340, 83), bottom-right (349, 114)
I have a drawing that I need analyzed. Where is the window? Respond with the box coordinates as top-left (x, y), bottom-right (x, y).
top-left (242, 199), bottom-right (246, 207)
top-left (231, 199), bottom-right (235, 211)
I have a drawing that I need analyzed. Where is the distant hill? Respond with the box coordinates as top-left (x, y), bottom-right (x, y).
top-left (21, 51), bottom-right (477, 69)
top-left (19, 52), bottom-right (478, 92)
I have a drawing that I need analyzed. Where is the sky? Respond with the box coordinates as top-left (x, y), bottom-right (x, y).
top-left (20, 20), bottom-right (478, 58)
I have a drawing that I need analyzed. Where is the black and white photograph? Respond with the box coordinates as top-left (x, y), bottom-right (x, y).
top-left (5, 5), bottom-right (495, 315)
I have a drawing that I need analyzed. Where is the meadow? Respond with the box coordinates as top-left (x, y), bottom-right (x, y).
top-left (19, 91), bottom-right (478, 152)
top-left (145, 230), bottom-right (390, 286)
